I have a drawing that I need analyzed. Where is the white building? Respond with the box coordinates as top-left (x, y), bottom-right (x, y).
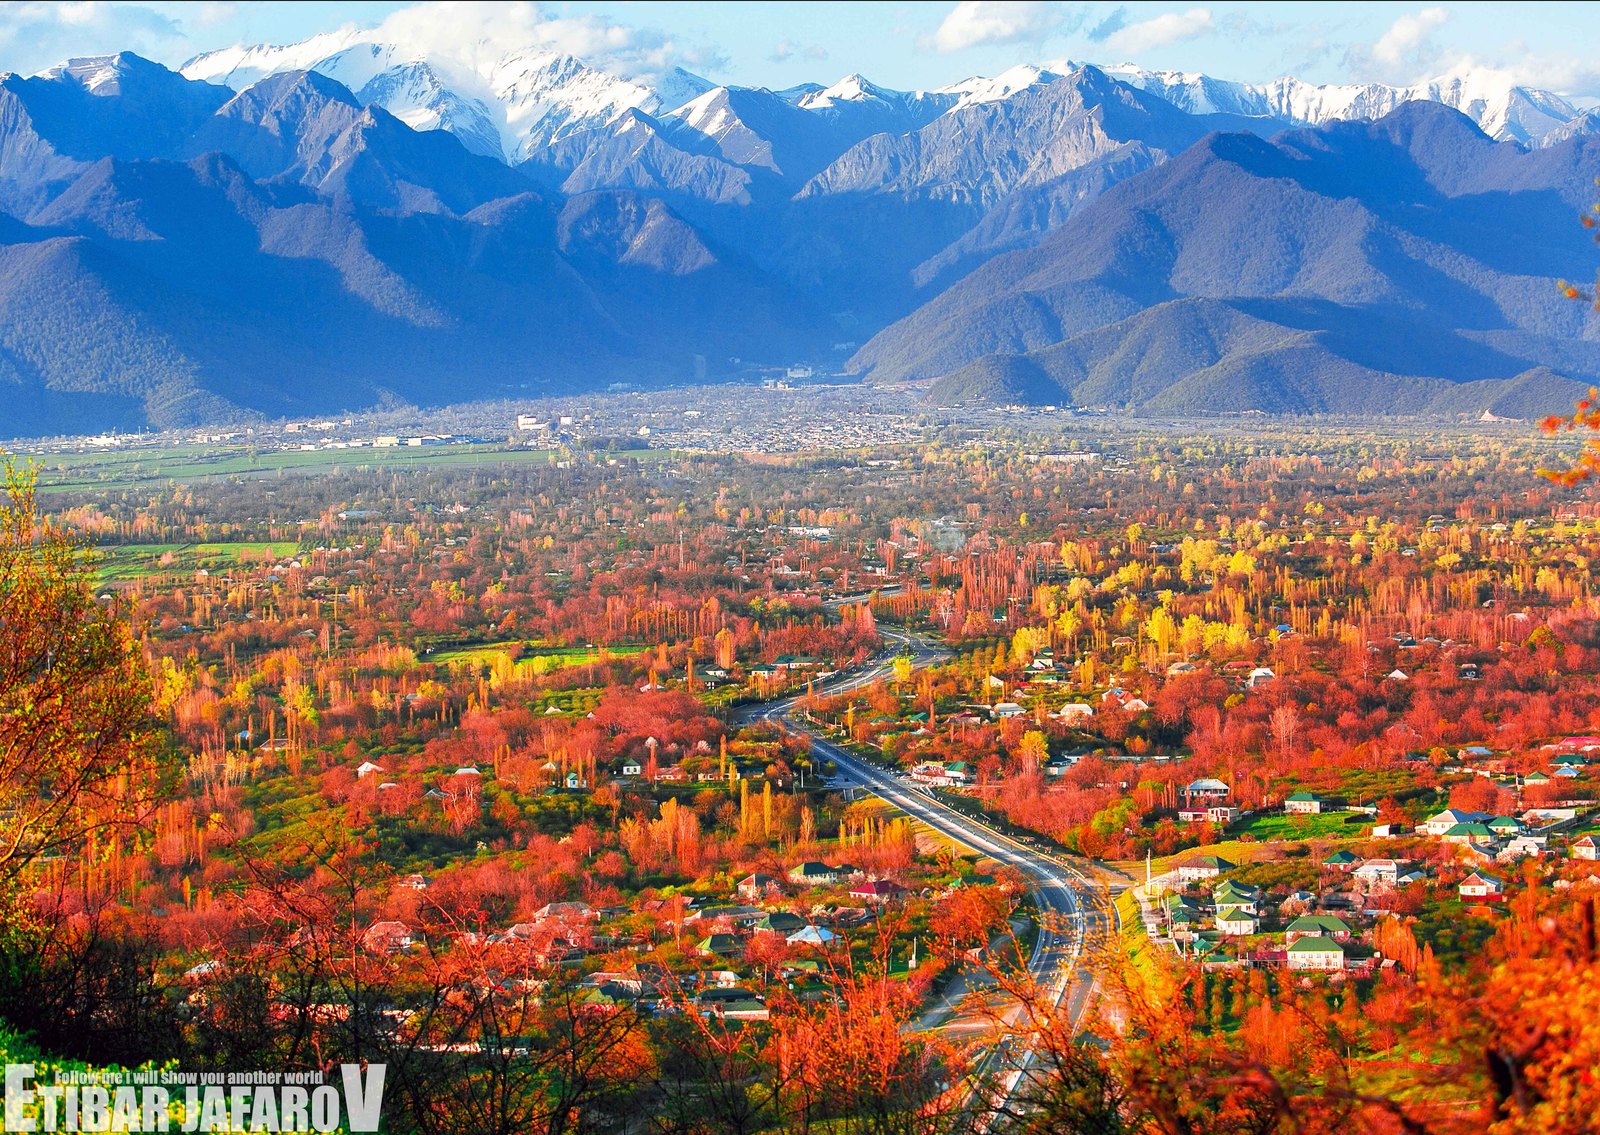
top-left (1421, 808), bottom-right (1486, 837)
top-left (1215, 907), bottom-right (1259, 936)
top-left (1286, 937), bottom-right (1345, 971)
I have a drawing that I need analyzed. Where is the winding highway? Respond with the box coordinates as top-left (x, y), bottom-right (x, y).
top-left (745, 620), bottom-right (1114, 1118)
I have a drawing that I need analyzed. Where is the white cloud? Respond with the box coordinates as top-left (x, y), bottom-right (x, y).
top-left (928, 1), bottom-right (1070, 54)
top-left (191, 3), bottom-right (238, 28)
top-left (770, 39), bottom-right (828, 65)
top-left (1435, 52), bottom-right (1600, 100)
top-left (0, 1), bottom-right (185, 73)
top-left (1372, 6), bottom-right (1449, 71)
top-left (1101, 7), bottom-right (1214, 57)
top-left (369, 1), bottom-right (725, 82)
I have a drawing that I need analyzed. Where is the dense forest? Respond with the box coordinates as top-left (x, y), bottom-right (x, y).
top-left (4, 425), bottom-right (1600, 1133)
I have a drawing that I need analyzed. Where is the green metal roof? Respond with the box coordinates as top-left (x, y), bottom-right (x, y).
top-left (1287, 935), bottom-right (1345, 953)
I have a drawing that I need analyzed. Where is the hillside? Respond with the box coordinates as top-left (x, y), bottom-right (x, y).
top-left (0, 56), bottom-right (825, 436)
top-left (861, 104), bottom-right (1600, 415)
top-left (6, 43), bottom-right (1600, 431)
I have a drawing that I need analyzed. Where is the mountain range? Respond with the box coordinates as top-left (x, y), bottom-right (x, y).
top-left (1, 36), bottom-right (1598, 436)
top-left (853, 104), bottom-right (1600, 415)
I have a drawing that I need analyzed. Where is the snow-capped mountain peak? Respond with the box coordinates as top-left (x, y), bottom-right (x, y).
top-left (183, 35), bottom-right (712, 165)
top-left (32, 51), bottom-right (202, 97)
top-left (180, 29), bottom-right (368, 90)
top-left (670, 86), bottom-right (742, 138)
top-left (939, 64), bottom-right (1064, 110)
top-left (36, 54), bottom-right (136, 93)
top-left (1104, 61), bottom-right (1580, 144)
top-left (799, 73), bottom-right (901, 108)
top-left (179, 27), bottom-right (1598, 178)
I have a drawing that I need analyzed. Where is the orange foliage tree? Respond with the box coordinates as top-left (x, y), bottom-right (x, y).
top-left (0, 457), bottom-right (160, 910)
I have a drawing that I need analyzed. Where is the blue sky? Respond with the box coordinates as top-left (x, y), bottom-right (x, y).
top-left (3, 2), bottom-right (1598, 96)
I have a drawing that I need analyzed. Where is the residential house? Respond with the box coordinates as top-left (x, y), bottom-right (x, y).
top-left (849, 878), bottom-right (908, 904)
top-left (1178, 778), bottom-right (1236, 823)
top-left (1215, 907), bottom-right (1259, 936)
top-left (1459, 871), bottom-right (1505, 901)
top-left (1442, 822), bottom-right (1496, 846)
top-left (1422, 808), bottom-right (1490, 837)
top-left (696, 933), bottom-right (744, 958)
top-left (1285, 792), bottom-right (1324, 815)
top-left (1525, 808), bottom-right (1579, 825)
top-left (1285, 937), bottom-right (1346, 971)
top-left (737, 873), bottom-right (783, 901)
top-left (1178, 804), bottom-right (1239, 825)
top-left (1185, 778), bottom-right (1231, 801)
top-left (695, 986), bottom-right (758, 1017)
top-left (1177, 855), bottom-right (1235, 882)
top-left (686, 905), bottom-right (764, 929)
top-left (787, 924), bottom-right (839, 948)
top-left (1279, 890), bottom-right (1317, 916)
top-left (1323, 850), bottom-right (1362, 871)
top-left (1352, 859), bottom-right (1405, 888)
top-left (753, 912), bottom-right (807, 935)
top-left (789, 862), bottom-right (840, 886)
top-left (362, 921), bottom-right (414, 954)
top-left (910, 761), bottom-right (955, 786)
top-left (1573, 835), bottom-right (1599, 861)
top-left (1212, 880), bottom-right (1261, 914)
top-left (1285, 915), bottom-right (1352, 943)
top-left (534, 901), bottom-right (594, 921)
top-left (1498, 836), bottom-right (1547, 861)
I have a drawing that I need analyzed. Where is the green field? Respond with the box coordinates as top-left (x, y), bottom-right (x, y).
top-left (1232, 810), bottom-right (1371, 841)
top-left (92, 541), bottom-right (304, 582)
top-left (430, 641), bottom-right (647, 681)
top-left (22, 443), bottom-right (567, 491)
top-left (1108, 838), bottom-right (1281, 879)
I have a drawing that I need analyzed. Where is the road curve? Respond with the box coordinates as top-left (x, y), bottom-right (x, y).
top-left (749, 623), bottom-right (1113, 1115)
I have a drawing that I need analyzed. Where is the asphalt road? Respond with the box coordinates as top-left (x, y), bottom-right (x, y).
top-left (747, 623), bottom-right (1113, 1115)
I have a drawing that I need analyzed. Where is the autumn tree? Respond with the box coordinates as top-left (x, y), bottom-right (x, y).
top-left (0, 458), bottom-right (159, 896)
top-left (0, 457), bottom-right (163, 1053)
